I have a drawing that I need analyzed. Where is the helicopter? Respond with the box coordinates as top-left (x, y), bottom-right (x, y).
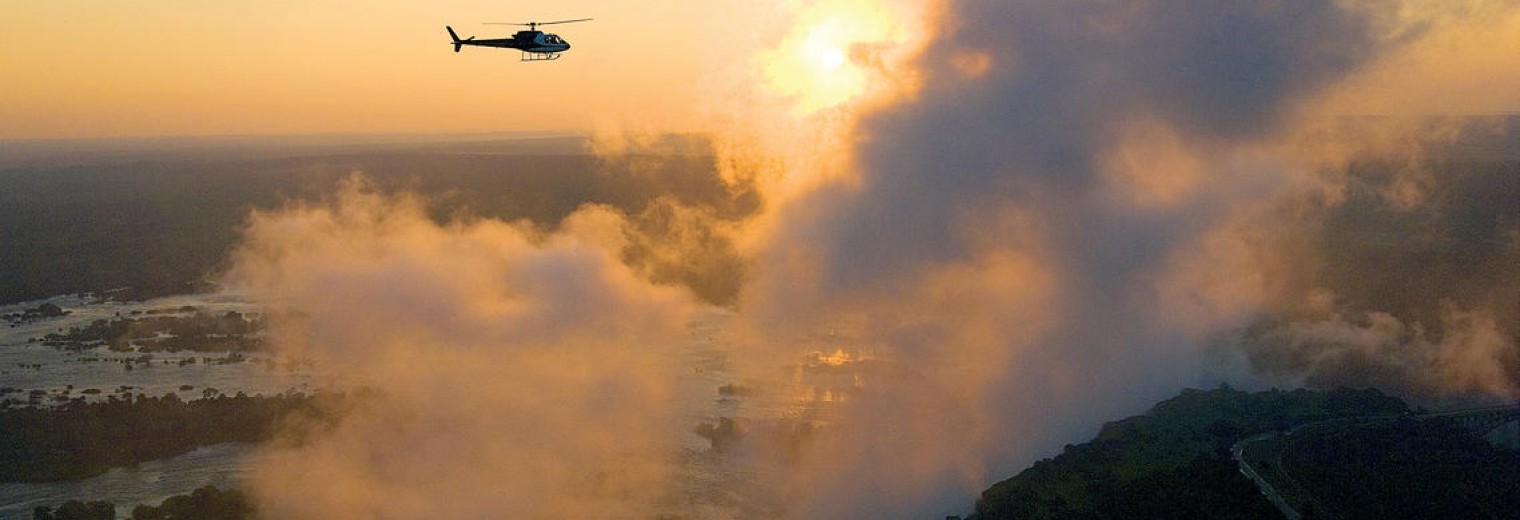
top-left (445, 18), bottom-right (592, 61)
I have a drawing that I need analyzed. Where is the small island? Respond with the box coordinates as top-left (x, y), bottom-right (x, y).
top-left (4, 303), bottom-right (70, 327)
top-left (32, 485), bottom-right (253, 520)
top-left (34, 310), bottom-right (264, 353)
top-left (0, 391), bottom-right (334, 482)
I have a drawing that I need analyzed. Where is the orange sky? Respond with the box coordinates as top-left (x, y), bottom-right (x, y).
top-left (0, 1), bottom-right (767, 139)
top-left (7, 1), bottom-right (1515, 140)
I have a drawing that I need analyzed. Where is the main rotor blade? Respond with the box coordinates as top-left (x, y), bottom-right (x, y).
top-left (484, 18), bottom-right (592, 26)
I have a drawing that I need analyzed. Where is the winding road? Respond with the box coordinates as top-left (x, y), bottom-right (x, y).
top-left (1232, 433), bottom-right (1302, 520)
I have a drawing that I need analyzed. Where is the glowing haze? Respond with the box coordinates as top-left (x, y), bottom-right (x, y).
top-left (0, 0), bottom-right (737, 138)
top-left (206, 0), bottom-right (1520, 518)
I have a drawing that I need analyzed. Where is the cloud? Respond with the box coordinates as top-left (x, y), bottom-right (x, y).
top-left (721, 0), bottom-right (1517, 517)
top-left (226, 176), bottom-right (697, 518)
top-left (1242, 304), bottom-right (1518, 399)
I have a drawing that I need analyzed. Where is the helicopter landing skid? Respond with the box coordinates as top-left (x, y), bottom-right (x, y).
top-left (520, 51), bottom-right (562, 62)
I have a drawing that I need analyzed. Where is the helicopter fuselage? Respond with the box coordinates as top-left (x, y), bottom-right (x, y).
top-left (447, 27), bottom-right (570, 56)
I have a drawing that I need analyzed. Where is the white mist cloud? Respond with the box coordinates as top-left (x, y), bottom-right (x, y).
top-left (226, 177), bottom-right (696, 518)
top-left (720, 0), bottom-right (1518, 517)
top-left (1244, 304), bottom-right (1518, 398)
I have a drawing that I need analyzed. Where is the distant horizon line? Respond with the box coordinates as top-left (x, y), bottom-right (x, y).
top-left (0, 129), bottom-right (722, 168)
top-left (2, 113), bottom-right (1514, 143)
top-left (0, 129), bottom-right (598, 144)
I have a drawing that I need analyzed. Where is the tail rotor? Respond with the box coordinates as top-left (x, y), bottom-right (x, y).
top-left (445, 26), bottom-right (471, 53)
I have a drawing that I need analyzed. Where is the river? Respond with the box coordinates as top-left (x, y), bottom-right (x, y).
top-left (2, 295), bottom-right (868, 519)
top-left (1, 294), bottom-right (317, 519)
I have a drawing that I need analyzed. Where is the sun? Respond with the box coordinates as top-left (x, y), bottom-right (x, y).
top-left (760, 1), bottom-right (919, 115)
top-left (802, 26), bottom-right (849, 72)
top-left (815, 45), bottom-right (847, 71)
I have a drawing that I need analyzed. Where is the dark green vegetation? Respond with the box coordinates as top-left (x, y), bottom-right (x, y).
top-left (966, 386), bottom-right (1485, 520)
top-left (1280, 416), bottom-right (1520, 519)
top-left (30, 500), bottom-right (113, 520)
top-left (127, 485), bottom-right (254, 520)
top-left (36, 309), bottom-right (263, 352)
top-left (0, 135), bottom-right (757, 306)
top-left (0, 392), bottom-right (325, 482)
top-left (32, 485), bottom-right (253, 520)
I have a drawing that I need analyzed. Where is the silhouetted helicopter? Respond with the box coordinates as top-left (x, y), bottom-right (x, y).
top-left (445, 19), bottom-right (592, 61)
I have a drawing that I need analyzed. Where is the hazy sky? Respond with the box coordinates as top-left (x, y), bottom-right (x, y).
top-left (0, 1), bottom-right (758, 138)
top-left (7, 1), bottom-right (1515, 139)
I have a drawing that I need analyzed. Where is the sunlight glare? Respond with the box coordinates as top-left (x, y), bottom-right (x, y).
top-left (800, 22), bottom-right (851, 72)
top-left (761, 0), bottom-right (919, 115)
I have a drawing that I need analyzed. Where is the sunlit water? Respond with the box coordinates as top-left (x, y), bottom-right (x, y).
top-left (0, 294), bottom-right (330, 519)
top-left (1, 293), bottom-right (333, 404)
top-left (0, 295), bottom-right (867, 519)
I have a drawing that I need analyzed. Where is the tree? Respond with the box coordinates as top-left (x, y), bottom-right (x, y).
top-left (33, 500), bottom-right (114, 520)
